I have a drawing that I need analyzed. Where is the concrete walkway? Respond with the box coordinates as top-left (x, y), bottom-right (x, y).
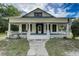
top-left (27, 39), bottom-right (48, 56)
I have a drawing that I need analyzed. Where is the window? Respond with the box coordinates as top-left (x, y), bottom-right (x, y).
top-left (52, 24), bottom-right (56, 32)
top-left (11, 24), bottom-right (19, 31)
top-left (58, 24), bottom-right (66, 32)
top-left (22, 24), bottom-right (26, 32)
top-left (38, 25), bottom-right (42, 31)
top-left (34, 12), bottom-right (42, 17)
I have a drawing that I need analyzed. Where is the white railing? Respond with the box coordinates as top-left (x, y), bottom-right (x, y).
top-left (50, 32), bottom-right (67, 38)
top-left (6, 31), bottom-right (27, 38)
top-left (27, 31), bottom-right (50, 40)
top-left (50, 32), bottom-right (67, 35)
top-left (6, 30), bottom-right (68, 39)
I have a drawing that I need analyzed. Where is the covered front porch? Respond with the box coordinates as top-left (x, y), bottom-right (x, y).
top-left (7, 22), bottom-right (70, 39)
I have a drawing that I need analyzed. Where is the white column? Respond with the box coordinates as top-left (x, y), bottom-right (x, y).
top-left (29, 23), bottom-right (30, 31)
top-left (27, 23), bottom-right (30, 39)
top-left (56, 24), bottom-right (58, 32)
top-left (67, 24), bottom-right (69, 36)
top-left (26, 24), bottom-right (27, 32)
top-left (28, 23), bottom-right (30, 34)
top-left (47, 23), bottom-right (50, 35)
top-left (47, 23), bottom-right (50, 39)
top-left (7, 23), bottom-right (11, 37)
top-left (32, 23), bottom-right (35, 33)
top-left (19, 24), bottom-right (22, 33)
top-left (44, 23), bottom-right (46, 33)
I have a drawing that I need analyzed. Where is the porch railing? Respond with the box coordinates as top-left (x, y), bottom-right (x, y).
top-left (6, 31), bottom-right (67, 39)
top-left (27, 30), bottom-right (50, 40)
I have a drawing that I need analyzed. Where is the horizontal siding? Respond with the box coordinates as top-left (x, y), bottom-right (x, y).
top-left (25, 8), bottom-right (52, 17)
top-left (9, 18), bottom-right (68, 23)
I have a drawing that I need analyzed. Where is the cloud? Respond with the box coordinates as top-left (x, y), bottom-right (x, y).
top-left (45, 5), bottom-right (68, 17)
top-left (7, 3), bottom-right (79, 18)
top-left (74, 12), bottom-right (79, 18)
top-left (12, 3), bottom-right (47, 13)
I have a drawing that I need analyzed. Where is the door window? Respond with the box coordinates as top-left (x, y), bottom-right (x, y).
top-left (38, 25), bottom-right (41, 31)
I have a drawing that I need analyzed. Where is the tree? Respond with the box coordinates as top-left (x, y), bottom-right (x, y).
top-left (0, 4), bottom-right (6, 16)
top-left (5, 5), bottom-right (20, 16)
top-left (71, 20), bottom-right (79, 39)
top-left (0, 4), bottom-right (20, 33)
top-left (0, 4), bottom-right (20, 16)
top-left (0, 17), bottom-right (8, 33)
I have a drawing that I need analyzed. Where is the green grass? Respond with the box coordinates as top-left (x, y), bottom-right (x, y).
top-left (0, 33), bottom-right (6, 41)
top-left (45, 38), bottom-right (79, 56)
top-left (0, 33), bottom-right (6, 37)
top-left (0, 33), bottom-right (29, 56)
top-left (0, 39), bottom-right (29, 56)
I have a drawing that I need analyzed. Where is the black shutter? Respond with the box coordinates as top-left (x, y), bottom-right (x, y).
top-left (30, 24), bottom-right (32, 31)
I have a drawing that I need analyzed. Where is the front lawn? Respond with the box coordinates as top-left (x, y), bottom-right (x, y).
top-left (45, 38), bottom-right (79, 56)
top-left (0, 33), bottom-right (6, 41)
top-left (0, 39), bottom-right (29, 56)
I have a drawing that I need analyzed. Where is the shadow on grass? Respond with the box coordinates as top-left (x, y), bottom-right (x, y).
top-left (0, 39), bottom-right (29, 56)
top-left (45, 38), bottom-right (79, 56)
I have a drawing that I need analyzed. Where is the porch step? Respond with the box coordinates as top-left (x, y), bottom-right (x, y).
top-left (27, 35), bottom-right (50, 40)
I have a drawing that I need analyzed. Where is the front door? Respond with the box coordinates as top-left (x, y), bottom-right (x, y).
top-left (36, 23), bottom-right (43, 34)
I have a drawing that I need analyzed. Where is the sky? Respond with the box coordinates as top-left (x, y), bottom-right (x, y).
top-left (11, 3), bottom-right (79, 18)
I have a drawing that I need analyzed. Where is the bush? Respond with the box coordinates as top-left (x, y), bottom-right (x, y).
top-left (71, 21), bottom-right (79, 38)
top-left (0, 17), bottom-right (8, 33)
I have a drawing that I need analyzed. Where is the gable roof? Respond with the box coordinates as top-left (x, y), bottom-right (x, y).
top-left (22, 8), bottom-right (55, 18)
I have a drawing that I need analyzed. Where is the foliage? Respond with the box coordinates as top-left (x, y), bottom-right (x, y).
top-left (5, 5), bottom-right (20, 16)
top-left (0, 4), bottom-right (20, 16)
top-left (0, 3), bottom-right (20, 32)
top-left (71, 21), bottom-right (79, 38)
top-left (0, 17), bottom-right (8, 33)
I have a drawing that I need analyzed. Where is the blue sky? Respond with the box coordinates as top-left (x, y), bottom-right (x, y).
top-left (45, 3), bottom-right (79, 18)
top-left (12, 3), bottom-right (79, 18)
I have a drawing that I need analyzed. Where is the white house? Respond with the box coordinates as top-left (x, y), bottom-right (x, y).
top-left (6, 8), bottom-right (72, 39)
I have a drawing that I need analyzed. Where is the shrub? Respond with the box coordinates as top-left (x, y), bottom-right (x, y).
top-left (71, 21), bottom-right (79, 38)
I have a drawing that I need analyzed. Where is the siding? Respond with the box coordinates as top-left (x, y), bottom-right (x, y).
top-left (9, 18), bottom-right (68, 23)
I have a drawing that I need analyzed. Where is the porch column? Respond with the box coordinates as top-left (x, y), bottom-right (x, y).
top-left (7, 23), bottom-right (11, 37)
top-left (19, 24), bottom-right (22, 33)
top-left (67, 24), bottom-right (69, 36)
top-left (50, 24), bottom-right (52, 33)
top-left (47, 23), bottom-right (50, 35)
top-left (26, 24), bottom-right (27, 32)
top-left (28, 23), bottom-right (30, 34)
top-left (56, 24), bottom-right (58, 32)
top-left (44, 23), bottom-right (46, 33)
top-left (32, 23), bottom-right (35, 33)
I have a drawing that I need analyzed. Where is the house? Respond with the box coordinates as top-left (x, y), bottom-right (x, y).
top-left (6, 8), bottom-right (72, 39)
